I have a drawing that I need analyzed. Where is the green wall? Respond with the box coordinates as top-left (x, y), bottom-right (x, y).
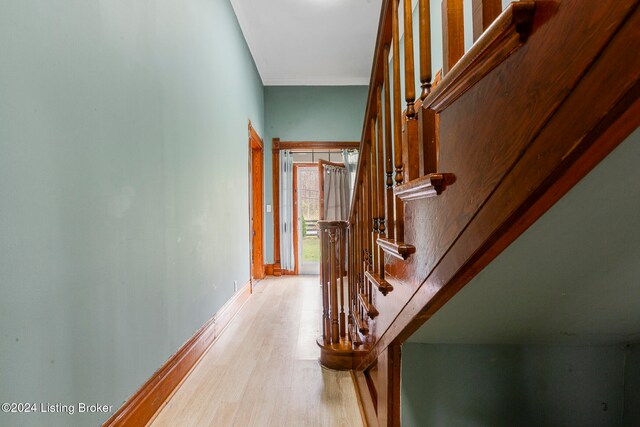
top-left (0, 1), bottom-right (263, 426)
top-left (263, 86), bottom-right (368, 263)
top-left (401, 342), bottom-right (638, 427)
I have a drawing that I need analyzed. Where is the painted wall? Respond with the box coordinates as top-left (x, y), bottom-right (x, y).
top-left (263, 86), bottom-right (368, 264)
top-left (401, 343), bottom-right (633, 427)
top-left (0, 1), bottom-right (263, 426)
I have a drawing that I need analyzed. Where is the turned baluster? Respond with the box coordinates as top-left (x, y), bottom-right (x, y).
top-left (403, 0), bottom-right (421, 180)
top-left (376, 85), bottom-right (387, 280)
top-left (419, 0), bottom-right (438, 175)
top-left (392, 0), bottom-right (405, 241)
top-left (404, 0), bottom-right (417, 118)
top-left (339, 224), bottom-right (346, 338)
top-left (321, 227), bottom-right (330, 344)
top-left (328, 227), bottom-right (339, 344)
top-left (359, 191), bottom-right (367, 324)
top-left (348, 223), bottom-right (354, 333)
top-left (370, 121), bottom-right (379, 276)
top-left (419, 0), bottom-right (433, 100)
top-left (383, 44), bottom-right (395, 241)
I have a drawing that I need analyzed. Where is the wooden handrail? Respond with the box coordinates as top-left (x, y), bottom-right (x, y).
top-left (319, 1), bottom-right (638, 427)
top-left (326, 0), bottom-right (515, 372)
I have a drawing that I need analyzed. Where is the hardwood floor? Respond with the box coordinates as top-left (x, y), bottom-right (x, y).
top-left (149, 276), bottom-right (364, 427)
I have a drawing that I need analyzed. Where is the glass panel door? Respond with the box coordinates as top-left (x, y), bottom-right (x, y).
top-left (297, 167), bottom-right (320, 275)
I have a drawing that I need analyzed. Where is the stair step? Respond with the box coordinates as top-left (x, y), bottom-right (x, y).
top-left (349, 322), bottom-right (363, 346)
top-left (377, 238), bottom-right (416, 260)
top-left (358, 293), bottom-right (379, 318)
top-left (354, 312), bottom-right (369, 335)
top-left (394, 173), bottom-right (454, 201)
top-left (365, 270), bottom-right (394, 296)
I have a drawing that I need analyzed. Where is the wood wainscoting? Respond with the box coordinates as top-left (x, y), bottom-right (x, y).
top-left (102, 281), bottom-right (252, 427)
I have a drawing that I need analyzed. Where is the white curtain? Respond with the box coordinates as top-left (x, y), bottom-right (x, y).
top-left (323, 165), bottom-right (350, 221)
top-left (279, 150), bottom-right (295, 271)
top-left (341, 149), bottom-right (358, 203)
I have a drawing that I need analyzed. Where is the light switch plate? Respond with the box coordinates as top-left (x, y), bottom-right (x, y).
top-left (266, 204), bottom-right (272, 213)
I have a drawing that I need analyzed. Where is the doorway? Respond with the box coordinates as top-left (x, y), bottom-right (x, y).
top-left (293, 164), bottom-right (320, 275)
top-left (249, 122), bottom-right (264, 281)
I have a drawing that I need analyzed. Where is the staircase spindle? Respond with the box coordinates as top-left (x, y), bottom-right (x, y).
top-left (392, 0), bottom-right (405, 242)
top-left (419, 0), bottom-right (432, 100)
top-left (383, 45), bottom-right (395, 241)
top-left (403, 0), bottom-right (417, 118)
top-left (339, 226), bottom-right (346, 338)
top-left (321, 228), bottom-right (330, 344)
top-left (329, 228), bottom-right (339, 343)
top-left (376, 85), bottom-right (387, 279)
top-left (370, 120), bottom-right (379, 277)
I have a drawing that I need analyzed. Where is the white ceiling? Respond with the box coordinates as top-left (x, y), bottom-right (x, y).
top-left (408, 128), bottom-right (640, 346)
top-left (230, 0), bottom-right (383, 86)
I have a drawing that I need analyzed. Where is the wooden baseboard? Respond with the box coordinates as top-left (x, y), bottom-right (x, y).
top-left (273, 262), bottom-right (282, 276)
top-left (103, 281), bottom-right (252, 427)
top-left (265, 264), bottom-right (274, 276)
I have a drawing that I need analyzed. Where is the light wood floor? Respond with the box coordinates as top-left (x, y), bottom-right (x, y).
top-left (149, 275), bottom-right (364, 427)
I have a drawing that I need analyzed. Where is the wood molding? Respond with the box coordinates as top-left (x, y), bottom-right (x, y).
top-left (103, 282), bottom-right (252, 427)
top-left (272, 139), bottom-right (360, 152)
top-left (250, 124), bottom-right (265, 280)
top-left (248, 121), bottom-right (263, 148)
top-left (376, 238), bottom-right (416, 260)
top-left (272, 146), bottom-right (281, 267)
top-left (272, 139), bottom-right (357, 273)
top-left (426, 1), bottom-right (536, 112)
top-left (394, 173), bottom-right (455, 202)
top-left (272, 262), bottom-right (282, 277)
top-left (264, 263), bottom-right (274, 276)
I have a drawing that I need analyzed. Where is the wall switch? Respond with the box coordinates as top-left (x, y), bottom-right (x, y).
top-left (234, 280), bottom-right (238, 292)
top-left (266, 204), bottom-right (272, 213)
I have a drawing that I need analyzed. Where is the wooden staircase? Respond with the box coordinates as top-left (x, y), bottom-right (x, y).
top-left (317, 0), bottom-right (640, 425)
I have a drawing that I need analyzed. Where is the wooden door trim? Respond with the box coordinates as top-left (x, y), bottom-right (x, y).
top-left (249, 121), bottom-right (265, 280)
top-left (273, 140), bottom-right (360, 151)
top-left (272, 139), bottom-right (358, 272)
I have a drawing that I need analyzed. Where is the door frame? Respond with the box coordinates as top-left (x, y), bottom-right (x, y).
top-left (249, 121), bottom-right (265, 282)
top-left (271, 139), bottom-right (359, 275)
top-left (293, 163), bottom-right (319, 276)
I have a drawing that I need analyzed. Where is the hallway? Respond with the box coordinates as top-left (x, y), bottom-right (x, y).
top-left (149, 276), bottom-right (364, 426)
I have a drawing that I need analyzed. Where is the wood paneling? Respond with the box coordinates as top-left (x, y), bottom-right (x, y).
top-left (264, 264), bottom-right (274, 276)
top-left (272, 140), bottom-right (360, 151)
top-left (102, 281), bottom-right (251, 427)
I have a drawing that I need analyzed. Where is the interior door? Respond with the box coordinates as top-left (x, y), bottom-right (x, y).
top-left (294, 164), bottom-right (321, 275)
